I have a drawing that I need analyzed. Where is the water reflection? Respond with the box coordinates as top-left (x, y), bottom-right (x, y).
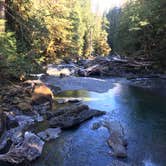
top-left (35, 83), bottom-right (166, 166)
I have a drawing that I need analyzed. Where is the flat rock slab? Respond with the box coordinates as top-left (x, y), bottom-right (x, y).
top-left (0, 132), bottom-right (44, 164)
top-left (49, 104), bottom-right (106, 129)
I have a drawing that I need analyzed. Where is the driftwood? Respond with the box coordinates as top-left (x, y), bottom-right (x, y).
top-left (76, 56), bottom-right (157, 77)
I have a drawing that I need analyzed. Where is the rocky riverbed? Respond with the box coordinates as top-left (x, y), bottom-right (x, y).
top-left (0, 55), bottom-right (166, 165)
top-left (0, 80), bottom-right (106, 165)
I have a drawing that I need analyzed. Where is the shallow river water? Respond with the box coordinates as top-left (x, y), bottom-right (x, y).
top-left (33, 77), bottom-right (166, 166)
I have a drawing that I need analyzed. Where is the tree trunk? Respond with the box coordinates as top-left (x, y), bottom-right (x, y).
top-left (0, 0), bottom-right (5, 33)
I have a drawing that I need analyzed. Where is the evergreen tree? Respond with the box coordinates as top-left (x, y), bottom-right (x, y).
top-left (107, 0), bottom-right (166, 61)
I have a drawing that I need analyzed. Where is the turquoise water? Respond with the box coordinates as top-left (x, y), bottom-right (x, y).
top-left (33, 82), bottom-right (166, 166)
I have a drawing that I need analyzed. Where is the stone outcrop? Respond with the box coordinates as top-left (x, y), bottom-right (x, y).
top-left (48, 104), bottom-right (106, 129)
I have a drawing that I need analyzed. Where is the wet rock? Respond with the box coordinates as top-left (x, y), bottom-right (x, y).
top-left (56, 97), bottom-right (82, 104)
top-left (0, 132), bottom-right (44, 164)
top-left (92, 120), bottom-right (127, 158)
top-left (103, 121), bottom-right (127, 158)
top-left (91, 122), bottom-right (102, 130)
top-left (49, 104), bottom-right (106, 129)
top-left (37, 127), bottom-right (61, 141)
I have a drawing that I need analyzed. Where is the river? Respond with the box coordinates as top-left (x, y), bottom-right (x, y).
top-left (32, 76), bottom-right (166, 166)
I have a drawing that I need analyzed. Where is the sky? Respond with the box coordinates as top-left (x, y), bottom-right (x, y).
top-left (91, 0), bottom-right (125, 14)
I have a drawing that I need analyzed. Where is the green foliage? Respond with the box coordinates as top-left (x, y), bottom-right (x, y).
top-left (6, 0), bottom-right (111, 61)
top-left (107, 0), bottom-right (166, 59)
top-left (0, 32), bottom-right (43, 79)
top-left (1, 0), bottom-right (111, 79)
top-left (93, 16), bottom-right (111, 56)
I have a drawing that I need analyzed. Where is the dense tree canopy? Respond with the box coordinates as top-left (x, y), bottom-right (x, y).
top-left (0, 0), bottom-right (110, 79)
top-left (1, 0), bottom-right (165, 79)
top-left (106, 0), bottom-right (166, 64)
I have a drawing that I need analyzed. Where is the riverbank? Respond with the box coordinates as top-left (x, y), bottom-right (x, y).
top-left (33, 78), bottom-right (166, 166)
top-left (0, 79), bottom-right (106, 165)
top-left (0, 55), bottom-right (166, 165)
top-left (44, 55), bottom-right (166, 95)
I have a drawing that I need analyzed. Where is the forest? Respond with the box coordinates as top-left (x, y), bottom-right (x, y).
top-left (0, 0), bottom-right (165, 80)
top-left (0, 0), bottom-right (166, 165)
top-left (0, 0), bottom-right (110, 79)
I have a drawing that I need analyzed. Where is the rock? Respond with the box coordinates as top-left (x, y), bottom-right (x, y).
top-left (23, 80), bottom-right (43, 86)
top-left (6, 116), bottom-right (18, 130)
top-left (49, 104), bottom-right (106, 129)
top-left (12, 97), bottom-right (20, 104)
top-left (37, 128), bottom-right (61, 141)
top-left (92, 120), bottom-right (127, 158)
top-left (0, 127), bottom-right (24, 151)
top-left (33, 101), bottom-right (52, 115)
top-left (103, 121), bottom-right (127, 158)
top-left (17, 102), bottom-right (32, 112)
top-left (0, 111), bottom-right (5, 136)
top-left (77, 68), bottom-right (88, 77)
top-left (0, 114), bottom-right (35, 151)
top-left (56, 97), bottom-right (82, 104)
top-left (0, 132), bottom-right (44, 164)
top-left (91, 122), bottom-right (102, 130)
top-left (14, 115), bottom-right (35, 126)
top-left (46, 64), bottom-right (79, 76)
top-left (32, 84), bottom-right (53, 110)
top-left (47, 85), bottom-right (61, 94)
